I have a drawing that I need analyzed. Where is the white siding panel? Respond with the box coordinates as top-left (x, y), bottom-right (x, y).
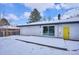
top-left (20, 26), bottom-right (42, 36)
top-left (69, 24), bottom-right (79, 40)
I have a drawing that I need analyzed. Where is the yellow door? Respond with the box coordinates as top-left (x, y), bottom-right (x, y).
top-left (63, 26), bottom-right (69, 40)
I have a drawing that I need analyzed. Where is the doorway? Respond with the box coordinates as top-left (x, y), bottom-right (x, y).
top-left (63, 26), bottom-right (70, 40)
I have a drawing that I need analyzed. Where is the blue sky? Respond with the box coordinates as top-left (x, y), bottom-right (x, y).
top-left (0, 3), bottom-right (79, 25)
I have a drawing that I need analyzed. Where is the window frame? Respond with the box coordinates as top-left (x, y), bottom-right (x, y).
top-left (43, 25), bottom-right (55, 36)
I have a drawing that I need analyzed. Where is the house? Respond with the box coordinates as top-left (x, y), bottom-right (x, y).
top-left (0, 18), bottom-right (20, 37)
top-left (18, 14), bottom-right (79, 40)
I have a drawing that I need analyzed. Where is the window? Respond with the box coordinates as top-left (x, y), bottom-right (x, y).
top-left (43, 26), bottom-right (55, 36)
top-left (43, 26), bottom-right (48, 35)
top-left (49, 26), bottom-right (55, 36)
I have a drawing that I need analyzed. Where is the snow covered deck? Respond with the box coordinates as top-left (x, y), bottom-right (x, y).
top-left (0, 35), bottom-right (79, 55)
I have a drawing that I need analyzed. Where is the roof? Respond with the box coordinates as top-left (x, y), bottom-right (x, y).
top-left (18, 18), bottom-right (79, 27)
top-left (0, 25), bottom-right (20, 29)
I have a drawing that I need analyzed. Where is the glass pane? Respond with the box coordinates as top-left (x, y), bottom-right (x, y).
top-left (49, 26), bottom-right (55, 36)
top-left (43, 26), bottom-right (48, 35)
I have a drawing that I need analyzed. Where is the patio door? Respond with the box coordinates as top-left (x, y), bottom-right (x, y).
top-left (63, 26), bottom-right (70, 40)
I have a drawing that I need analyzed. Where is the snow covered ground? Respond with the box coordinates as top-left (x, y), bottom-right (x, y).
top-left (0, 35), bottom-right (79, 55)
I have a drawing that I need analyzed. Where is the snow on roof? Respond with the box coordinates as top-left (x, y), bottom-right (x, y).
top-left (0, 25), bottom-right (20, 29)
top-left (18, 18), bottom-right (79, 27)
